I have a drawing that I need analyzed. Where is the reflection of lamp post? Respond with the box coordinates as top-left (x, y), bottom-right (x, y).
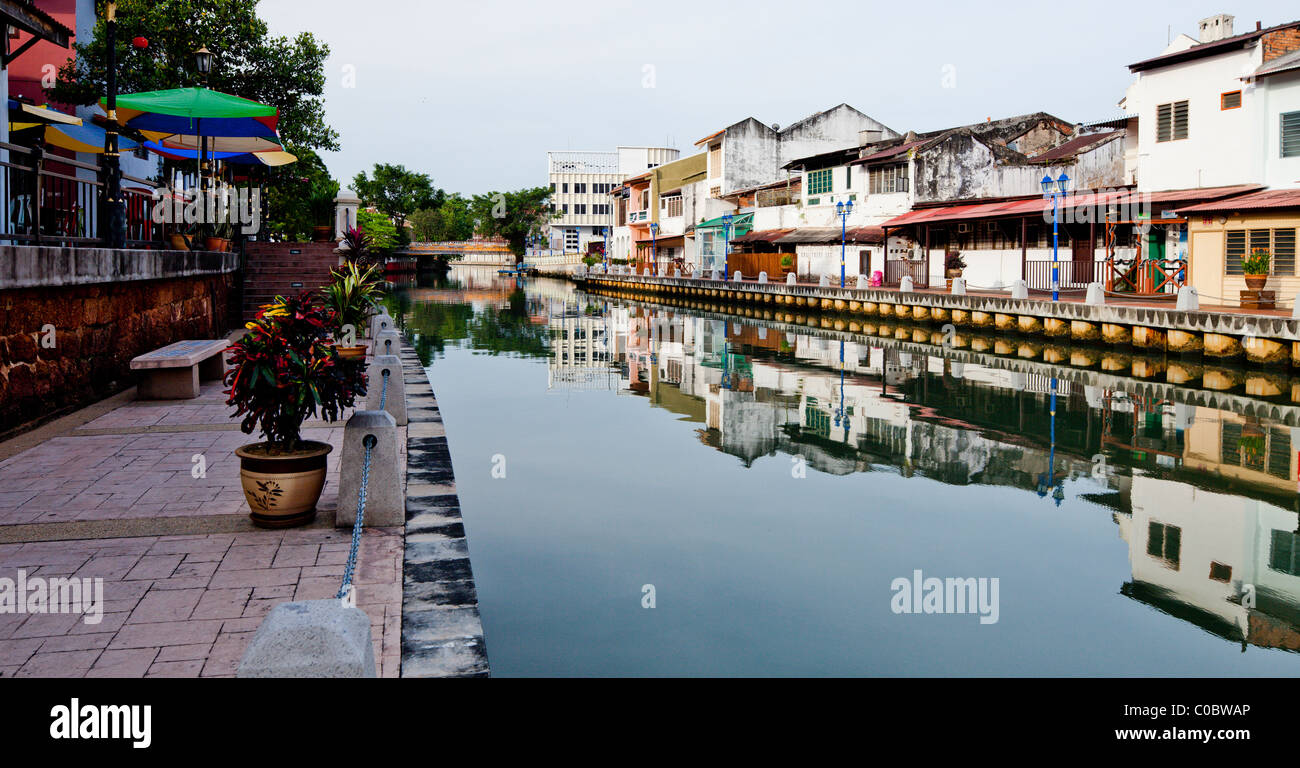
top-left (649, 221), bottom-right (658, 276)
top-left (1041, 172), bottom-right (1070, 302)
top-left (836, 200), bottom-right (854, 288)
top-left (1037, 376), bottom-right (1065, 506)
top-left (833, 341), bottom-right (848, 441)
top-left (721, 212), bottom-right (733, 280)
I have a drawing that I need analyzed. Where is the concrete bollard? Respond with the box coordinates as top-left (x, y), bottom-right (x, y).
top-left (366, 354), bottom-right (406, 425)
top-left (853, 274), bottom-right (866, 288)
top-left (900, 276), bottom-right (914, 292)
top-left (818, 274), bottom-right (830, 287)
top-left (336, 410), bottom-right (402, 527)
top-left (786, 272), bottom-right (797, 286)
top-left (950, 362), bottom-right (965, 379)
top-left (758, 271), bottom-right (768, 284)
top-left (1176, 286), bottom-right (1199, 311)
top-left (643, 268), bottom-right (651, 276)
top-left (734, 271), bottom-right (743, 282)
top-left (237, 599), bottom-right (376, 678)
top-left (372, 329), bottom-right (400, 359)
top-left (711, 269), bottom-right (721, 280)
top-left (1086, 282), bottom-right (1106, 306)
top-left (1293, 294), bottom-right (1300, 320)
top-left (1011, 280), bottom-right (1028, 299)
top-left (674, 268), bottom-right (680, 278)
top-left (951, 278), bottom-right (966, 295)
top-left (691, 269), bottom-right (700, 279)
top-left (369, 311), bottom-right (394, 339)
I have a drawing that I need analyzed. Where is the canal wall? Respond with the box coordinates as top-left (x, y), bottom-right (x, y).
top-left (0, 245), bottom-right (238, 436)
top-left (579, 273), bottom-right (1300, 367)
top-left (396, 333), bottom-right (490, 677)
top-left (587, 281), bottom-right (1300, 426)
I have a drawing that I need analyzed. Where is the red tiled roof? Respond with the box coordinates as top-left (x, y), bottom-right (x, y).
top-left (1128, 20), bottom-right (1300, 72)
top-left (1179, 188), bottom-right (1300, 213)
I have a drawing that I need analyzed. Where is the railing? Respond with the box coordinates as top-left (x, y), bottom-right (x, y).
top-left (1024, 258), bottom-right (1102, 293)
top-left (628, 210), bottom-right (648, 223)
top-left (884, 259), bottom-right (929, 288)
top-left (1104, 257), bottom-right (1185, 295)
top-left (0, 141), bottom-right (163, 247)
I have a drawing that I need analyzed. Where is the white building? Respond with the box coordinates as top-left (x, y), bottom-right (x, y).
top-left (547, 146), bottom-right (679, 255)
top-left (1123, 14), bottom-right (1300, 192)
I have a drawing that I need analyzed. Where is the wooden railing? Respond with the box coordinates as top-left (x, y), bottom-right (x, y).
top-left (884, 259), bottom-right (929, 288)
top-left (1104, 258), bottom-right (1185, 295)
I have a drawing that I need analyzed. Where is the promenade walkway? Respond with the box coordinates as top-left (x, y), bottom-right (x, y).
top-left (0, 373), bottom-right (405, 678)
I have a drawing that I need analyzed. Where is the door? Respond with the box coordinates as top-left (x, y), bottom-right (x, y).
top-left (859, 249), bottom-right (871, 277)
top-left (1070, 224), bottom-right (1091, 286)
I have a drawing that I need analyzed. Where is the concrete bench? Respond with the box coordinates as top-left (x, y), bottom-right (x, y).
top-left (130, 339), bottom-right (230, 400)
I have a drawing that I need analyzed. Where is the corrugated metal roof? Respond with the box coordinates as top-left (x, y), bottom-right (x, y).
top-left (1179, 188), bottom-right (1300, 213)
top-left (1255, 48), bottom-right (1300, 78)
top-left (1128, 21), bottom-right (1300, 72)
top-left (1030, 131), bottom-right (1120, 162)
top-left (732, 228), bottom-right (795, 244)
top-left (849, 139), bottom-right (928, 166)
top-left (770, 226), bottom-right (885, 244)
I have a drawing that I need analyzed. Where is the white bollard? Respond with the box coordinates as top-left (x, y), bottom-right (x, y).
top-left (818, 274), bottom-right (830, 287)
top-left (786, 272), bottom-right (797, 286)
top-left (900, 275), bottom-right (914, 292)
top-left (1086, 282), bottom-right (1106, 306)
top-left (369, 311), bottom-right (394, 339)
top-left (372, 329), bottom-right (400, 359)
top-left (643, 268), bottom-right (651, 276)
top-left (758, 271), bottom-right (768, 284)
top-left (1176, 285), bottom-right (1199, 311)
top-left (734, 271), bottom-right (743, 282)
top-left (366, 354), bottom-right (407, 426)
top-left (711, 269), bottom-right (721, 280)
top-left (950, 278), bottom-right (966, 295)
top-left (1011, 279), bottom-right (1028, 299)
top-left (853, 274), bottom-right (866, 288)
top-left (674, 268), bottom-right (680, 278)
top-left (1293, 294), bottom-right (1300, 320)
top-left (691, 269), bottom-right (701, 279)
top-left (336, 410), bottom-right (402, 527)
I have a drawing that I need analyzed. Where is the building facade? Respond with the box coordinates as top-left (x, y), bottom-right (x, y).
top-left (547, 146), bottom-right (679, 256)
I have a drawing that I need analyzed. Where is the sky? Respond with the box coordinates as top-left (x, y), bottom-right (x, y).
top-left (258, 0), bottom-right (1299, 195)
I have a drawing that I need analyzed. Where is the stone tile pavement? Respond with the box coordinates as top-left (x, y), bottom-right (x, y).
top-left (0, 374), bottom-right (406, 678)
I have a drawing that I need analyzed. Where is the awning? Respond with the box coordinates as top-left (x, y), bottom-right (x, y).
top-left (40, 122), bottom-right (139, 154)
top-left (695, 212), bottom-right (753, 237)
top-left (771, 226), bottom-right (885, 245)
top-left (1180, 189), bottom-right (1300, 214)
top-left (733, 228), bottom-right (794, 244)
top-left (636, 235), bottom-right (685, 249)
top-left (8, 99), bottom-right (81, 129)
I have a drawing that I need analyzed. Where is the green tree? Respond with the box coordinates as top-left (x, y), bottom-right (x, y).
top-left (49, 0), bottom-right (337, 151)
top-left (411, 194), bottom-right (475, 242)
top-left (357, 209), bottom-right (399, 252)
top-left (470, 187), bottom-right (552, 259)
top-left (352, 164), bottom-right (439, 232)
top-left (261, 144), bottom-right (334, 241)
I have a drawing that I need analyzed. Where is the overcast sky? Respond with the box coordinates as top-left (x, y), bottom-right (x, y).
top-left (259, 0), bottom-right (1298, 195)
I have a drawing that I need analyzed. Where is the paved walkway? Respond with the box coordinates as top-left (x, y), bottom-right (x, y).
top-left (0, 374), bottom-right (405, 677)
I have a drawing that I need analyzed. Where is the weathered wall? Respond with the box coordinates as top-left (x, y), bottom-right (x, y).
top-left (0, 247), bottom-right (236, 434)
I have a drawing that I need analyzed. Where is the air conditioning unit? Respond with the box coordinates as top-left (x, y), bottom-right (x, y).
top-left (956, 223), bottom-right (972, 233)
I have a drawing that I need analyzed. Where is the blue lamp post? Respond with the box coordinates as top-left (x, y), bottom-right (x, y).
top-left (721, 212), bottom-right (733, 280)
top-left (649, 222), bottom-right (658, 276)
top-left (601, 226), bottom-right (609, 273)
top-left (835, 199), bottom-right (854, 288)
top-left (1041, 171), bottom-right (1070, 302)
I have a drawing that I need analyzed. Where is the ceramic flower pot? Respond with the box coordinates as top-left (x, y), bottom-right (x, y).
top-left (236, 441), bottom-right (333, 528)
top-left (1244, 274), bottom-right (1267, 291)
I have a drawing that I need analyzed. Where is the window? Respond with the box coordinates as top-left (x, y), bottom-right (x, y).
top-left (1156, 100), bottom-right (1189, 142)
top-left (574, 183), bottom-right (587, 194)
top-left (549, 183), bottom-right (555, 192)
top-left (1226, 228), bottom-right (1297, 276)
top-left (1283, 111), bottom-right (1300, 158)
top-left (1271, 530), bottom-right (1300, 576)
top-left (1221, 90), bottom-right (1242, 110)
top-left (660, 195), bottom-right (682, 217)
top-left (1147, 521), bottom-right (1181, 569)
top-left (807, 168), bottom-right (833, 196)
top-left (708, 143), bottom-right (722, 176)
top-left (845, 166), bottom-right (852, 189)
top-left (1208, 562), bottom-right (1233, 583)
top-left (562, 183), bottom-right (569, 193)
top-left (869, 164), bottom-right (908, 194)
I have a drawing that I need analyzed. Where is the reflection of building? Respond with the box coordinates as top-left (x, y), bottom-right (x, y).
top-left (548, 312), bottom-right (616, 391)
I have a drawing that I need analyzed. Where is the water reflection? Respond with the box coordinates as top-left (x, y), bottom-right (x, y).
top-left (395, 268), bottom-right (1300, 669)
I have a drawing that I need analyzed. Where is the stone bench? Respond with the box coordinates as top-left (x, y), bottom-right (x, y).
top-left (130, 339), bottom-right (230, 400)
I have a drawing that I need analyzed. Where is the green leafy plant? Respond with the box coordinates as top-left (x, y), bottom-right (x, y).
top-left (945, 251), bottom-right (967, 271)
top-left (308, 183), bottom-right (339, 227)
top-left (321, 261), bottom-right (385, 339)
top-left (780, 254), bottom-right (794, 268)
top-left (224, 292), bottom-right (366, 451)
top-left (339, 225), bottom-right (373, 261)
top-left (1243, 248), bottom-right (1270, 276)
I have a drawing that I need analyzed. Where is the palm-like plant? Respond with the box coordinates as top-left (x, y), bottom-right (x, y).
top-left (321, 261), bottom-right (385, 341)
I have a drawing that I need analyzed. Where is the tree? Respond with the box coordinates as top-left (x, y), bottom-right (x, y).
top-left (48, 0), bottom-right (338, 152)
top-left (410, 194), bottom-right (474, 242)
top-left (357, 209), bottom-right (399, 253)
top-left (470, 187), bottom-right (552, 259)
top-left (352, 164), bottom-right (439, 232)
top-left (262, 144), bottom-right (335, 241)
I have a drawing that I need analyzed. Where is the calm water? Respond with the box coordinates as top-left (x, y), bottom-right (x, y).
top-left (391, 266), bottom-right (1300, 677)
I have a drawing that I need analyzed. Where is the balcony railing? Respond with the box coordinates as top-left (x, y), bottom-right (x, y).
top-left (1024, 259), bottom-right (1102, 293)
top-left (884, 259), bottom-right (929, 288)
top-left (0, 141), bottom-right (163, 247)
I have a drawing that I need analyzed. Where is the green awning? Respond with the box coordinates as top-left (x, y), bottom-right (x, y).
top-left (694, 212), bottom-right (753, 237)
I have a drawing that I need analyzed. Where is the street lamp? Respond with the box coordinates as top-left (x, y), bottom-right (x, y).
top-left (1041, 171), bottom-right (1070, 302)
top-left (836, 199), bottom-right (854, 288)
top-left (194, 46), bottom-right (214, 79)
top-left (602, 226), bottom-right (609, 274)
top-left (649, 222), bottom-right (658, 276)
top-left (721, 212), bottom-right (733, 281)
top-left (100, 1), bottom-right (126, 249)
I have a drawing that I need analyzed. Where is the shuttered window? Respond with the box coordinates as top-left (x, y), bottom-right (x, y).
top-left (1224, 228), bottom-right (1297, 275)
top-left (1221, 90), bottom-right (1242, 110)
top-left (1274, 228), bottom-right (1296, 276)
top-left (807, 168), bottom-right (833, 195)
top-left (1283, 111), bottom-right (1300, 158)
top-left (1225, 230), bottom-right (1245, 275)
top-left (1156, 100), bottom-right (1189, 142)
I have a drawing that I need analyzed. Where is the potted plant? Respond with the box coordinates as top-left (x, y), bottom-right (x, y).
top-left (945, 251), bottom-right (966, 290)
top-left (780, 253), bottom-right (794, 275)
top-left (168, 222), bottom-right (196, 251)
top-left (1243, 248), bottom-right (1270, 291)
top-left (205, 221), bottom-right (233, 253)
top-left (224, 292), bottom-right (367, 528)
top-left (309, 185), bottom-right (337, 242)
top-left (322, 260), bottom-right (385, 360)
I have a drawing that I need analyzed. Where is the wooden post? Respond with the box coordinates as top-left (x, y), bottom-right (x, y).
top-left (1020, 216), bottom-right (1027, 281)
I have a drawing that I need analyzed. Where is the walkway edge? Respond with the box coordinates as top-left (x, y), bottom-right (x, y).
top-left (397, 336), bottom-right (490, 678)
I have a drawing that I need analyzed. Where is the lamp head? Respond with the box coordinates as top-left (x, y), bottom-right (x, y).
top-left (1056, 172), bottom-right (1070, 194)
top-left (1040, 174), bottom-right (1054, 197)
top-left (194, 46), bottom-right (213, 76)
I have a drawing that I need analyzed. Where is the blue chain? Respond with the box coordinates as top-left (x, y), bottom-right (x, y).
top-left (337, 435), bottom-right (376, 601)
top-left (379, 369), bottom-right (389, 410)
